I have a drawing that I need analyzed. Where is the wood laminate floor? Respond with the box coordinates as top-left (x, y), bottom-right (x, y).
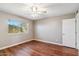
top-left (0, 40), bottom-right (78, 56)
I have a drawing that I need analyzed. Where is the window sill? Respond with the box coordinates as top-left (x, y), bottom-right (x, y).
top-left (8, 32), bottom-right (27, 35)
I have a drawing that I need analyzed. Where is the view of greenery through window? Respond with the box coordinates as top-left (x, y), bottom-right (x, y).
top-left (8, 19), bottom-right (27, 33)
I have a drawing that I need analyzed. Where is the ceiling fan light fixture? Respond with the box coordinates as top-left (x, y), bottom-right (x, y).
top-left (30, 4), bottom-right (47, 18)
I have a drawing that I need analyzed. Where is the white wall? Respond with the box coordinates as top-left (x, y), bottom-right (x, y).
top-left (0, 11), bottom-right (76, 50)
top-left (34, 13), bottom-right (75, 44)
top-left (0, 11), bottom-right (33, 49)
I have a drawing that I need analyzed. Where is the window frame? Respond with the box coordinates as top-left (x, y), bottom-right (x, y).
top-left (8, 19), bottom-right (29, 35)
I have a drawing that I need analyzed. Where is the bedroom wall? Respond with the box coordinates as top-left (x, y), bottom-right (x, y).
top-left (34, 13), bottom-right (75, 44)
top-left (0, 11), bottom-right (76, 50)
top-left (0, 11), bottom-right (33, 49)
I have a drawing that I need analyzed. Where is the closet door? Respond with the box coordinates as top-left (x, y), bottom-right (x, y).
top-left (77, 13), bottom-right (79, 49)
top-left (62, 18), bottom-right (75, 48)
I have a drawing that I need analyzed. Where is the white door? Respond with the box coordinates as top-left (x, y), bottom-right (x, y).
top-left (62, 18), bottom-right (75, 48)
top-left (76, 13), bottom-right (79, 49)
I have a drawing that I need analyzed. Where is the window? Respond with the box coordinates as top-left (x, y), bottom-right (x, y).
top-left (8, 19), bottom-right (27, 33)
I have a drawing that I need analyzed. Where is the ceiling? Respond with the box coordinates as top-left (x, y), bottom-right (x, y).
top-left (0, 3), bottom-right (79, 20)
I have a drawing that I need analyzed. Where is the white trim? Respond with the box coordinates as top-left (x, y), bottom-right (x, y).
top-left (35, 39), bottom-right (77, 49)
top-left (34, 39), bottom-right (63, 46)
top-left (0, 39), bottom-right (34, 50)
top-left (0, 39), bottom-right (77, 50)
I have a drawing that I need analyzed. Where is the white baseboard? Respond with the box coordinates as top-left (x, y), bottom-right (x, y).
top-left (34, 39), bottom-right (63, 46)
top-left (0, 39), bottom-right (63, 50)
top-left (0, 39), bottom-right (77, 50)
top-left (0, 39), bottom-right (34, 50)
top-left (35, 39), bottom-right (77, 49)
